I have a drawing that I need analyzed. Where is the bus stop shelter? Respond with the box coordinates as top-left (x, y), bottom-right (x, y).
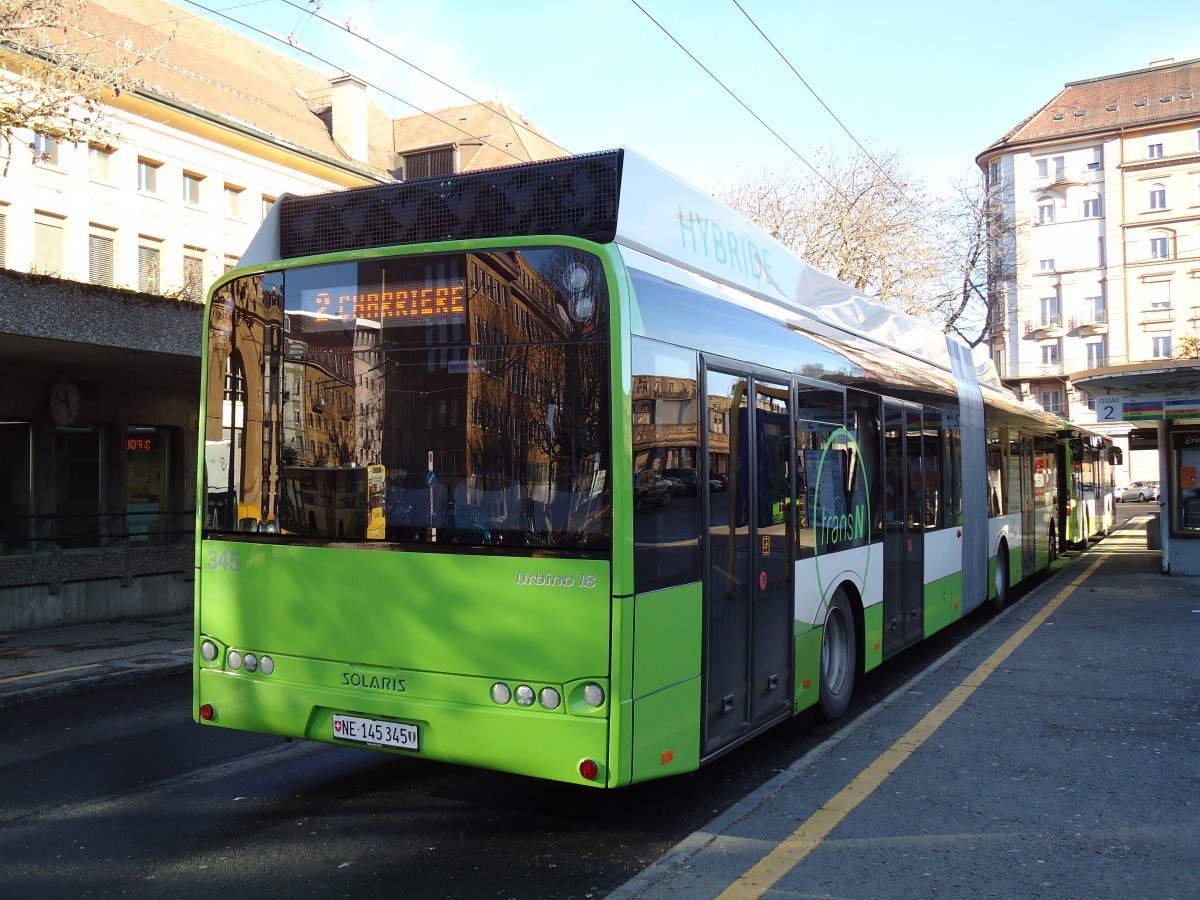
top-left (1075, 358), bottom-right (1200, 574)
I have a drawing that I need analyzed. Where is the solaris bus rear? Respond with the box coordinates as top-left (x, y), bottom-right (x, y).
top-left (195, 149), bottom-right (1078, 787)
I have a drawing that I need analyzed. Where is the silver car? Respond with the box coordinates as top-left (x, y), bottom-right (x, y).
top-left (1118, 480), bottom-right (1159, 502)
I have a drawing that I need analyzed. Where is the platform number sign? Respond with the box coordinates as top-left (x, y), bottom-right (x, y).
top-left (1096, 398), bottom-right (1122, 422)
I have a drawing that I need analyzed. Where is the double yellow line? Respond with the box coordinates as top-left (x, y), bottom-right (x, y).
top-left (718, 549), bottom-right (1110, 898)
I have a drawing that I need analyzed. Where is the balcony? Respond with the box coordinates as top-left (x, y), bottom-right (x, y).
top-left (1069, 310), bottom-right (1108, 335)
top-left (1025, 315), bottom-right (1063, 340)
top-left (1031, 166), bottom-right (1101, 193)
top-left (1139, 305), bottom-right (1174, 326)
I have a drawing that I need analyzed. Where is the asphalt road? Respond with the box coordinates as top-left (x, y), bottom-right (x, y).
top-left (0, 621), bottom-right (983, 898)
top-left (3, 505), bottom-right (1185, 899)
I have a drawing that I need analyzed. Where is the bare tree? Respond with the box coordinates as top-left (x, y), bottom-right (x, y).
top-left (1176, 332), bottom-right (1200, 359)
top-left (719, 146), bottom-right (945, 321)
top-left (0, 0), bottom-right (166, 172)
top-left (928, 175), bottom-right (1021, 347)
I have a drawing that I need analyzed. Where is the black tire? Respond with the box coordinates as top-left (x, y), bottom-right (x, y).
top-left (1138, 493), bottom-right (1146, 503)
top-left (659, 489), bottom-right (673, 508)
top-left (818, 587), bottom-right (857, 721)
top-left (989, 540), bottom-right (1010, 613)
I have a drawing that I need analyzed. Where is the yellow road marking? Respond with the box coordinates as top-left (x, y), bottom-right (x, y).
top-left (718, 548), bottom-right (1112, 899)
top-left (0, 663), bottom-right (102, 685)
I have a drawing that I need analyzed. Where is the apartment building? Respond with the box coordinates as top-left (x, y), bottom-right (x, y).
top-left (0, 0), bottom-right (566, 631)
top-left (977, 57), bottom-right (1200, 485)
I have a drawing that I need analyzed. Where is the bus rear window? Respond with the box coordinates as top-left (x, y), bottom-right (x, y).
top-left (203, 247), bottom-right (612, 551)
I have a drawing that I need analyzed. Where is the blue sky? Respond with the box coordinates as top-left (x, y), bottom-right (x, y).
top-left (191, 0), bottom-right (1200, 194)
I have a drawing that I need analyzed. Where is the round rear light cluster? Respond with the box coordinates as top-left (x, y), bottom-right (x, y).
top-left (490, 681), bottom-right (602, 711)
top-left (225, 649), bottom-right (274, 675)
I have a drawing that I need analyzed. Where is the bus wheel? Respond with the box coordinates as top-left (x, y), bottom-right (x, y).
top-left (990, 540), bottom-right (1010, 613)
top-left (818, 588), bottom-right (857, 721)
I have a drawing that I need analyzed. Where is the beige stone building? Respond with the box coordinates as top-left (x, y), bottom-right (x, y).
top-left (0, 0), bottom-right (565, 630)
top-left (977, 57), bottom-right (1200, 486)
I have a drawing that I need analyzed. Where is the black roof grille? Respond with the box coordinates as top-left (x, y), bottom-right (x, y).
top-left (279, 149), bottom-right (623, 258)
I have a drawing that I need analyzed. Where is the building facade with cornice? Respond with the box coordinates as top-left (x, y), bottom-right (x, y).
top-left (977, 57), bottom-right (1200, 571)
top-left (0, 0), bottom-right (566, 631)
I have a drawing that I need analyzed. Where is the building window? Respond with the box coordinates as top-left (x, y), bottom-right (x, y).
top-left (1083, 295), bottom-right (1106, 324)
top-left (261, 195), bottom-right (275, 221)
top-left (138, 240), bottom-right (161, 293)
top-left (1151, 334), bottom-right (1172, 358)
top-left (224, 184), bottom-right (243, 218)
top-left (56, 427), bottom-right (103, 549)
top-left (182, 251), bottom-right (204, 301)
top-left (0, 422), bottom-right (33, 555)
top-left (1041, 342), bottom-right (1060, 366)
top-left (1039, 259), bottom-right (1055, 272)
top-left (33, 133), bottom-right (58, 165)
top-left (138, 158), bottom-right (160, 193)
top-left (1150, 235), bottom-right (1170, 259)
top-left (1082, 197), bottom-right (1102, 218)
top-left (988, 160), bottom-right (1001, 184)
top-left (88, 143), bottom-right (114, 181)
top-left (1040, 389), bottom-right (1062, 413)
top-left (1147, 281), bottom-right (1171, 309)
top-left (1087, 148), bottom-right (1102, 170)
top-left (1037, 200), bottom-right (1055, 224)
top-left (1149, 184), bottom-right (1167, 209)
top-left (1147, 142), bottom-right (1164, 159)
top-left (125, 426), bottom-right (172, 545)
top-left (1086, 340), bottom-right (1107, 369)
top-left (1039, 296), bottom-right (1060, 326)
top-left (88, 227), bottom-right (115, 286)
top-left (182, 171), bottom-right (204, 205)
top-left (33, 211), bottom-right (65, 276)
top-left (401, 147), bottom-right (455, 179)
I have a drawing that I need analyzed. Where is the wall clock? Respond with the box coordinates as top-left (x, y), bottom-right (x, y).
top-left (49, 379), bottom-right (81, 426)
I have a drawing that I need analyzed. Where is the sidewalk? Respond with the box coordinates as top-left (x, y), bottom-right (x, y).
top-left (0, 612), bottom-right (192, 706)
top-left (611, 514), bottom-right (1199, 898)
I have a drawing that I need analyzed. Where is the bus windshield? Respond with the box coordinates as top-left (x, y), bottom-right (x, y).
top-left (203, 247), bottom-right (612, 550)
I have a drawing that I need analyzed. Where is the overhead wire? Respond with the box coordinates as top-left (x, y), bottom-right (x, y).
top-left (177, 0), bottom-right (534, 168)
top-left (729, 0), bottom-right (911, 199)
top-left (626, 0), bottom-right (840, 194)
top-left (270, 0), bottom-right (555, 161)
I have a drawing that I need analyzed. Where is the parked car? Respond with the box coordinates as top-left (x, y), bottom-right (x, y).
top-left (1118, 480), bottom-right (1159, 502)
top-left (634, 470), bottom-right (674, 509)
top-left (663, 467), bottom-right (701, 495)
top-left (710, 473), bottom-right (728, 492)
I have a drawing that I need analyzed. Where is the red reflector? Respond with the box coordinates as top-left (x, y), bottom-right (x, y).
top-left (579, 759), bottom-right (599, 781)
top-left (801, 678), bottom-right (811, 689)
top-left (199, 703), bottom-right (214, 721)
top-left (661, 749), bottom-right (674, 765)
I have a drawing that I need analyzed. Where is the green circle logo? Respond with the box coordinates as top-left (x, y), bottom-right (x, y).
top-left (812, 427), bottom-right (871, 611)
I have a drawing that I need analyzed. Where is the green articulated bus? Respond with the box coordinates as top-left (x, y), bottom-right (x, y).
top-left (195, 149), bottom-right (1101, 787)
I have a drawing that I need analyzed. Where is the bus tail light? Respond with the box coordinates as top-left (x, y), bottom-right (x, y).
top-left (579, 759), bottom-right (599, 781)
top-left (199, 703), bottom-right (214, 721)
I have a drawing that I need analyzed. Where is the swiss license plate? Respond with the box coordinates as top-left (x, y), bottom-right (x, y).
top-left (332, 713), bottom-right (419, 751)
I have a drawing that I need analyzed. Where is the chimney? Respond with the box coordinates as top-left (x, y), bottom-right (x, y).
top-left (330, 74), bottom-right (369, 164)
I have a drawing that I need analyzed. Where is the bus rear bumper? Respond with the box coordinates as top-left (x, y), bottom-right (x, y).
top-left (196, 668), bottom-right (612, 786)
